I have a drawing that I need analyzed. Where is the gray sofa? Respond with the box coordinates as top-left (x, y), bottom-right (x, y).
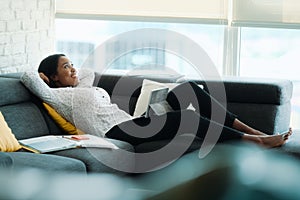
top-left (0, 74), bottom-right (300, 200)
top-left (0, 73), bottom-right (292, 166)
top-left (0, 72), bottom-right (294, 174)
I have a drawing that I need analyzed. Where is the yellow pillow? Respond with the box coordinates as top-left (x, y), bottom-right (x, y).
top-left (0, 112), bottom-right (22, 152)
top-left (43, 103), bottom-right (85, 135)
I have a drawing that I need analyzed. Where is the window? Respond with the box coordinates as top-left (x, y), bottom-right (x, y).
top-left (55, 18), bottom-right (225, 79)
top-left (240, 27), bottom-right (300, 80)
top-left (240, 27), bottom-right (300, 129)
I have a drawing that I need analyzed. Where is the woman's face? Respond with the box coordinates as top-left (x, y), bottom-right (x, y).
top-left (52, 56), bottom-right (79, 87)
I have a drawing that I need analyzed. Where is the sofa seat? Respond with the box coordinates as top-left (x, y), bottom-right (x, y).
top-left (8, 152), bottom-right (87, 173)
top-left (51, 139), bottom-right (135, 174)
top-left (135, 134), bottom-right (203, 154)
top-left (0, 152), bottom-right (13, 168)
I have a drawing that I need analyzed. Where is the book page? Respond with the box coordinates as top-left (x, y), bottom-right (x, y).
top-left (63, 134), bottom-right (119, 149)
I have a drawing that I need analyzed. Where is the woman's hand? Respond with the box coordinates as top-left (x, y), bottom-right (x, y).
top-left (39, 73), bottom-right (50, 85)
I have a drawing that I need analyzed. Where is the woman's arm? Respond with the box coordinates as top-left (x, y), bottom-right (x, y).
top-left (20, 71), bottom-right (55, 102)
top-left (77, 68), bottom-right (95, 88)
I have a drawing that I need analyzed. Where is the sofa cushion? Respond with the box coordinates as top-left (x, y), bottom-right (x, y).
top-left (0, 76), bottom-right (64, 139)
top-left (196, 77), bottom-right (293, 105)
top-left (0, 112), bottom-right (21, 152)
top-left (0, 78), bottom-right (31, 106)
top-left (9, 152), bottom-right (86, 173)
top-left (0, 152), bottom-right (13, 168)
top-left (135, 134), bottom-right (204, 154)
top-left (228, 102), bottom-right (291, 134)
top-left (0, 103), bottom-right (50, 140)
top-left (51, 139), bottom-right (135, 174)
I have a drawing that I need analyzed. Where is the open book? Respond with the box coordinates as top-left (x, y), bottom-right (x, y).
top-left (19, 134), bottom-right (119, 154)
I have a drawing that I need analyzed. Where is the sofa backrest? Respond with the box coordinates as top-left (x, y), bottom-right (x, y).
top-left (0, 76), bottom-right (63, 140)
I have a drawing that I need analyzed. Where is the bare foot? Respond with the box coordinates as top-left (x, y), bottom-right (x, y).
top-left (276, 127), bottom-right (293, 139)
top-left (242, 128), bottom-right (293, 148)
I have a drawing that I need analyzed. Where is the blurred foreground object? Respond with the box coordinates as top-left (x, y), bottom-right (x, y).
top-left (1, 143), bottom-right (300, 200)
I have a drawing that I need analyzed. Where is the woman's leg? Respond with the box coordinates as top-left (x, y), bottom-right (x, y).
top-left (106, 110), bottom-right (243, 146)
top-left (167, 81), bottom-right (291, 137)
top-left (166, 81), bottom-right (236, 127)
top-left (232, 119), bottom-right (267, 136)
top-left (106, 109), bottom-right (291, 147)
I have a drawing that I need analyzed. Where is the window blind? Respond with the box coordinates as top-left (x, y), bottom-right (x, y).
top-left (232, 0), bottom-right (300, 28)
top-left (55, 0), bottom-right (228, 23)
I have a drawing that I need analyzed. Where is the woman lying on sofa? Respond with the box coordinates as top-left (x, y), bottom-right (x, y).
top-left (21, 54), bottom-right (292, 148)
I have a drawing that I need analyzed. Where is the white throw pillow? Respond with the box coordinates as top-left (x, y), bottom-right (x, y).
top-left (133, 79), bottom-right (177, 117)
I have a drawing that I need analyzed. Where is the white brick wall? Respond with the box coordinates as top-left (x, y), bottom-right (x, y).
top-left (0, 0), bottom-right (55, 74)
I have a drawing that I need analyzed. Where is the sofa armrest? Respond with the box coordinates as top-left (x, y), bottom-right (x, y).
top-left (195, 76), bottom-right (293, 105)
top-left (194, 77), bottom-right (293, 134)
